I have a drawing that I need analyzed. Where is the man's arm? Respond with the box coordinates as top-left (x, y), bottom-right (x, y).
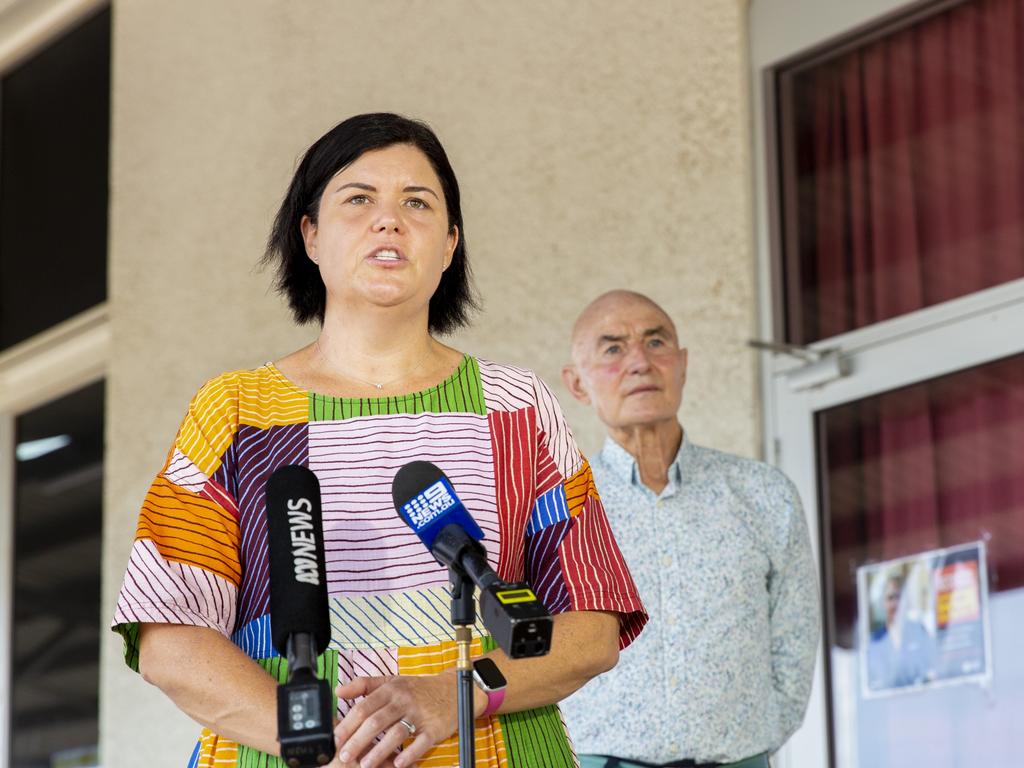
top-left (767, 478), bottom-right (821, 746)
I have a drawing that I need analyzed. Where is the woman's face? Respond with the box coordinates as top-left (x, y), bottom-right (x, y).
top-left (301, 143), bottom-right (458, 323)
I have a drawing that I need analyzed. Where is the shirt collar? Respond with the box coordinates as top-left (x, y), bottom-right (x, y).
top-left (599, 431), bottom-right (690, 492)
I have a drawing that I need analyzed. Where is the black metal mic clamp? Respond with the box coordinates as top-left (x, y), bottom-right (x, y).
top-left (277, 634), bottom-right (335, 767)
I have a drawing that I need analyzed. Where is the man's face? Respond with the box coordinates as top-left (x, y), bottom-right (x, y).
top-left (565, 297), bottom-right (688, 431)
top-left (884, 580), bottom-right (902, 625)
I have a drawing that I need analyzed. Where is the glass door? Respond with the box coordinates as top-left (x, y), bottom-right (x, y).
top-left (771, 293), bottom-right (1024, 767)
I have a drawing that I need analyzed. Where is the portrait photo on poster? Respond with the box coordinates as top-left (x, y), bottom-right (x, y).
top-left (856, 541), bottom-right (992, 699)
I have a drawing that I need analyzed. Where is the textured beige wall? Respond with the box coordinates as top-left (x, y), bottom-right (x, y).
top-left (100, 1), bottom-right (757, 764)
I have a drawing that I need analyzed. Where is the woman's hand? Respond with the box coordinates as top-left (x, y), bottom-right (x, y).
top-left (333, 672), bottom-right (459, 768)
top-left (331, 611), bottom-right (620, 767)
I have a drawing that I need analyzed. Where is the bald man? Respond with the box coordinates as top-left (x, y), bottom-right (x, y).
top-left (559, 291), bottom-right (818, 768)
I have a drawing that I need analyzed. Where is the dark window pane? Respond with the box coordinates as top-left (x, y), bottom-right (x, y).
top-left (0, 7), bottom-right (110, 352)
top-left (817, 354), bottom-right (1024, 766)
top-left (11, 380), bottom-right (104, 768)
top-left (776, 0), bottom-right (1024, 344)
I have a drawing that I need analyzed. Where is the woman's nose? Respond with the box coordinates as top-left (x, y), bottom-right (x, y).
top-left (372, 202), bottom-right (402, 233)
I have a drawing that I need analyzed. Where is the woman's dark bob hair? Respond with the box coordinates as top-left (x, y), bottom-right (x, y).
top-left (263, 113), bottom-right (477, 334)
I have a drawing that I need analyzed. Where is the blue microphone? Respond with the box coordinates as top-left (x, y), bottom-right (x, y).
top-left (392, 461), bottom-right (552, 658)
top-left (393, 461), bottom-right (484, 553)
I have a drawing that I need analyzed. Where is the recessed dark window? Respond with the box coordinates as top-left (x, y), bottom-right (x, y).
top-left (775, 0), bottom-right (1024, 345)
top-left (11, 379), bottom-right (104, 768)
top-left (0, 7), bottom-right (110, 353)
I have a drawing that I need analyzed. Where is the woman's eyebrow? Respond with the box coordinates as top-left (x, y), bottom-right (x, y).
top-left (331, 182), bottom-right (439, 201)
top-left (334, 182), bottom-right (375, 194)
top-left (403, 185), bottom-right (440, 201)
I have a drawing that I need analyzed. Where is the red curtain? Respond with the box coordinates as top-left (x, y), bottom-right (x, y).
top-left (788, 0), bottom-right (1024, 647)
top-left (790, 0), bottom-right (1024, 344)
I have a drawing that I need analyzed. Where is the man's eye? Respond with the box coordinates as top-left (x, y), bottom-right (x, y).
top-left (604, 345), bottom-right (622, 355)
top-left (648, 339), bottom-right (665, 348)
top-left (405, 198), bottom-right (429, 210)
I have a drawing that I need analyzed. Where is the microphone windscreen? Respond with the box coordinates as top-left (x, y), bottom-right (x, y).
top-left (265, 465), bottom-right (331, 658)
top-left (392, 461), bottom-right (485, 552)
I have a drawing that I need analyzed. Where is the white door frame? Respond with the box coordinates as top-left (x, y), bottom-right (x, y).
top-left (0, 417), bottom-right (12, 768)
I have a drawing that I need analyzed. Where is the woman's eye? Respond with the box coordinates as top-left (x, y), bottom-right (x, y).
top-left (347, 194), bottom-right (371, 205)
top-left (405, 198), bottom-right (429, 210)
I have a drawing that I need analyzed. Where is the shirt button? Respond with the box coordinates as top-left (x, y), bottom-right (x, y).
top-left (669, 742), bottom-right (679, 753)
top-left (662, 555), bottom-right (672, 566)
top-left (670, 676), bottom-right (680, 687)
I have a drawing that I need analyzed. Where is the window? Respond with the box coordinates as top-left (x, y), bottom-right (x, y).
top-left (0, 6), bottom-right (109, 352)
top-left (775, 0), bottom-right (1024, 345)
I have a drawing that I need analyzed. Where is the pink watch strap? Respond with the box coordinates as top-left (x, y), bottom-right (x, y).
top-left (480, 687), bottom-right (505, 718)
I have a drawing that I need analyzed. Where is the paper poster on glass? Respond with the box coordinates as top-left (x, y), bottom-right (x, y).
top-left (857, 541), bottom-right (991, 698)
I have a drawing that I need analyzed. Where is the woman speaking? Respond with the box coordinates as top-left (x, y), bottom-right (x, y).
top-left (111, 113), bottom-right (646, 768)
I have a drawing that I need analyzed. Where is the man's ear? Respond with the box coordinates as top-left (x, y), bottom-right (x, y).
top-left (679, 347), bottom-right (689, 388)
top-left (561, 364), bottom-right (592, 406)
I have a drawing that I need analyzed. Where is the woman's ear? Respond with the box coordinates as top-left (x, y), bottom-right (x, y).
top-left (301, 215), bottom-right (318, 264)
top-left (443, 225), bottom-right (459, 270)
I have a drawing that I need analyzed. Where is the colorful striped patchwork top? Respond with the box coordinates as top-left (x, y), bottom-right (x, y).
top-left (111, 356), bottom-right (647, 768)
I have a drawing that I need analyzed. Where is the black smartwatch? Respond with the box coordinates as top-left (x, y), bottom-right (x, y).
top-left (472, 658), bottom-right (507, 717)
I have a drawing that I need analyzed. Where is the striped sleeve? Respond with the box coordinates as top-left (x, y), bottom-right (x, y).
top-left (524, 374), bottom-right (647, 649)
top-left (111, 373), bottom-right (243, 671)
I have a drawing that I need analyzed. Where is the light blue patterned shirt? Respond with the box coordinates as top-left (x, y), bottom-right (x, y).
top-left (561, 435), bottom-right (819, 764)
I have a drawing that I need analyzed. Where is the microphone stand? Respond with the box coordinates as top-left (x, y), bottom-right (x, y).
top-left (449, 568), bottom-right (476, 768)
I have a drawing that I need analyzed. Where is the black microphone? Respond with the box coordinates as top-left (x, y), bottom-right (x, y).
top-left (265, 465), bottom-right (335, 767)
top-left (392, 461), bottom-right (553, 659)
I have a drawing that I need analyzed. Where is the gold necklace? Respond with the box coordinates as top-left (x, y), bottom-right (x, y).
top-left (314, 339), bottom-right (431, 391)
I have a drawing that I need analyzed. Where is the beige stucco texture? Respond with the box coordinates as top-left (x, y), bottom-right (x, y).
top-left (100, 2), bottom-right (757, 764)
